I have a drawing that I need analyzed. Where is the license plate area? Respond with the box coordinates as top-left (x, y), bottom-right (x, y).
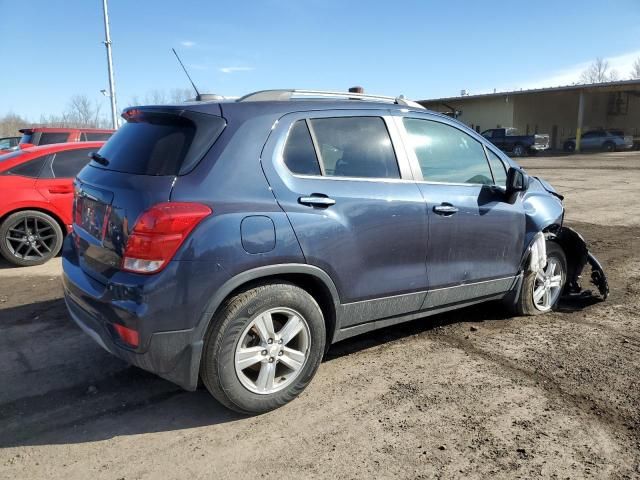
top-left (74, 184), bottom-right (114, 241)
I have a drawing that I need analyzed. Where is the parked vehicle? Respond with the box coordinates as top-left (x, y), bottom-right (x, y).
top-left (481, 128), bottom-right (549, 157)
top-left (0, 136), bottom-right (20, 155)
top-left (18, 127), bottom-right (114, 149)
top-left (62, 90), bottom-right (607, 414)
top-left (563, 129), bottom-right (634, 152)
top-left (0, 141), bottom-right (104, 266)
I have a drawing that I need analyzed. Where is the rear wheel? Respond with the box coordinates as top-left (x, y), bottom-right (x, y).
top-left (563, 141), bottom-right (575, 153)
top-left (512, 144), bottom-right (527, 157)
top-left (515, 241), bottom-right (567, 316)
top-left (603, 141), bottom-right (615, 152)
top-left (201, 282), bottom-right (326, 414)
top-left (0, 210), bottom-right (63, 267)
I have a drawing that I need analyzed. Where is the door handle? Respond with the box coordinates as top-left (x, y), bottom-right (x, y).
top-left (48, 186), bottom-right (74, 194)
top-left (433, 204), bottom-right (458, 215)
top-left (298, 195), bottom-right (336, 207)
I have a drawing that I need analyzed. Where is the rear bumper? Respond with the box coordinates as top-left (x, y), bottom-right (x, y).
top-left (61, 242), bottom-right (204, 390)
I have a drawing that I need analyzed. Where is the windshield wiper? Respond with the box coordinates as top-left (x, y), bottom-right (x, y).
top-left (90, 151), bottom-right (109, 166)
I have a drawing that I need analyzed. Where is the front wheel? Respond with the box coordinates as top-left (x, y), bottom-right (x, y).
top-left (0, 210), bottom-right (63, 267)
top-left (515, 241), bottom-right (567, 315)
top-left (563, 141), bottom-right (575, 153)
top-left (201, 282), bottom-right (326, 414)
top-left (603, 141), bottom-right (615, 152)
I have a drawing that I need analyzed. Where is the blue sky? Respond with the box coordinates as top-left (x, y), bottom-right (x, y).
top-left (1, 0), bottom-right (639, 120)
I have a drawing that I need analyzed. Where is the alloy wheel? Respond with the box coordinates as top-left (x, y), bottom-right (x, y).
top-left (234, 307), bottom-right (311, 395)
top-left (532, 257), bottom-right (563, 312)
top-left (4, 216), bottom-right (58, 261)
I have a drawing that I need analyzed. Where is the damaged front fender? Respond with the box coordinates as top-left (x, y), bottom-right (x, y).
top-left (554, 226), bottom-right (609, 300)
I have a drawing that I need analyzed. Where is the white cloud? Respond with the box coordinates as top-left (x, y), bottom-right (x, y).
top-left (480, 49), bottom-right (640, 95)
top-left (521, 50), bottom-right (640, 90)
top-left (219, 66), bottom-right (254, 74)
top-left (180, 40), bottom-right (196, 48)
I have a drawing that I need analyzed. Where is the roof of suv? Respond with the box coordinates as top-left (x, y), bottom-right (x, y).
top-left (131, 89), bottom-right (428, 118)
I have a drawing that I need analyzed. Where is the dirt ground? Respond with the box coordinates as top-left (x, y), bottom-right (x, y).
top-left (1, 151), bottom-right (639, 480)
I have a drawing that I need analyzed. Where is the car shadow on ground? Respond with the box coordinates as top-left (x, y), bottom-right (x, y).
top-left (0, 294), bottom-right (599, 449)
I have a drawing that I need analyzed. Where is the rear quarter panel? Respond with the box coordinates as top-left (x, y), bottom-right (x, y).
top-left (0, 176), bottom-right (68, 228)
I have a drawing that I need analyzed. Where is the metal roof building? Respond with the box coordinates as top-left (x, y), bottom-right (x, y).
top-left (418, 79), bottom-right (640, 151)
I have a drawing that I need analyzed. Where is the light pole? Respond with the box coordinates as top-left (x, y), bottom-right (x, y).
top-left (101, 0), bottom-right (118, 129)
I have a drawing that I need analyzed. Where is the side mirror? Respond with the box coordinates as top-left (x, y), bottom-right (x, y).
top-left (506, 167), bottom-right (529, 194)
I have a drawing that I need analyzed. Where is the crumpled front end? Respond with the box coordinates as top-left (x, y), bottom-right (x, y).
top-left (555, 226), bottom-right (609, 300)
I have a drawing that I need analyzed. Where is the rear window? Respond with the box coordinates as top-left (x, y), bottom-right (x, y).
top-left (39, 132), bottom-right (70, 145)
top-left (94, 110), bottom-right (226, 175)
top-left (80, 132), bottom-right (113, 141)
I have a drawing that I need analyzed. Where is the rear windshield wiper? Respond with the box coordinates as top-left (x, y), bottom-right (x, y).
top-left (90, 151), bottom-right (109, 166)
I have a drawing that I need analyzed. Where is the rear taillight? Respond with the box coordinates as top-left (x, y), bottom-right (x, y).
top-left (122, 202), bottom-right (211, 274)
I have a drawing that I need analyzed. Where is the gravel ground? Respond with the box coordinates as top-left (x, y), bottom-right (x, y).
top-left (0, 152), bottom-right (638, 480)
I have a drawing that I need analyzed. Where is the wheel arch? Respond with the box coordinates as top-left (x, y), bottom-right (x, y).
top-left (195, 264), bottom-right (341, 352)
top-left (0, 206), bottom-right (68, 235)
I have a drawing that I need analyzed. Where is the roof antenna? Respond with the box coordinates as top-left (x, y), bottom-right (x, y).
top-left (172, 47), bottom-right (201, 101)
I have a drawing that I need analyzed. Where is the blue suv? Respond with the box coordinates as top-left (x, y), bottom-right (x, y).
top-left (62, 90), bottom-right (608, 413)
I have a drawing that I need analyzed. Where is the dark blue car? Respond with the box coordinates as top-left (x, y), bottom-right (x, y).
top-left (62, 90), bottom-right (607, 413)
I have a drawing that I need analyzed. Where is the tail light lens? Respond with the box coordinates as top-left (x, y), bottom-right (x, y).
top-left (122, 202), bottom-right (211, 274)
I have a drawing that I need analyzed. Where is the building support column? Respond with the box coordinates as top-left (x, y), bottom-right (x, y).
top-left (575, 90), bottom-right (585, 152)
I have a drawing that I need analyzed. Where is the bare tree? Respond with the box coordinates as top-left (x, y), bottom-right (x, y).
top-left (146, 89), bottom-right (168, 104)
top-left (126, 88), bottom-right (195, 108)
top-left (67, 95), bottom-right (95, 126)
top-left (170, 87), bottom-right (194, 103)
top-left (631, 57), bottom-right (640, 80)
top-left (0, 113), bottom-right (31, 137)
top-left (580, 58), bottom-right (618, 83)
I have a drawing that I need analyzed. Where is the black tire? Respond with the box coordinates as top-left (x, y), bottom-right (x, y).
top-left (603, 141), bottom-right (615, 152)
top-left (0, 210), bottom-right (63, 267)
top-left (514, 241), bottom-right (567, 316)
top-left (512, 144), bottom-right (527, 157)
top-left (201, 282), bottom-right (326, 414)
top-left (563, 141), bottom-right (575, 153)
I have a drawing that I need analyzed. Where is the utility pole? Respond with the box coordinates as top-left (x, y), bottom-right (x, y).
top-left (575, 90), bottom-right (585, 152)
top-left (102, 0), bottom-right (118, 129)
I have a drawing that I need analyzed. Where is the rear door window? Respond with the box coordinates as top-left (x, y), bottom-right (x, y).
top-left (38, 132), bottom-right (70, 145)
top-left (94, 110), bottom-right (226, 176)
top-left (5, 156), bottom-right (49, 178)
top-left (403, 118), bottom-right (493, 185)
top-left (282, 120), bottom-right (321, 175)
top-left (282, 116), bottom-right (400, 179)
top-left (46, 148), bottom-right (95, 178)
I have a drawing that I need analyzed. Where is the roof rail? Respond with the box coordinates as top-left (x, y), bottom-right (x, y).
top-left (236, 89), bottom-right (425, 109)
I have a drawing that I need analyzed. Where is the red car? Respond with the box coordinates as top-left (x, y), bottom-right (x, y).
top-left (0, 127), bottom-right (114, 155)
top-left (0, 141), bottom-right (104, 266)
top-left (18, 127), bottom-right (114, 149)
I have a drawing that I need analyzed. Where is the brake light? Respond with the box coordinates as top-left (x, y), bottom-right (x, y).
top-left (113, 323), bottom-right (139, 348)
top-left (122, 202), bottom-right (211, 274)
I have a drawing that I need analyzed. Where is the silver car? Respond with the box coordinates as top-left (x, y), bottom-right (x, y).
top-left (564, 129), bottom-right (634, 152)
